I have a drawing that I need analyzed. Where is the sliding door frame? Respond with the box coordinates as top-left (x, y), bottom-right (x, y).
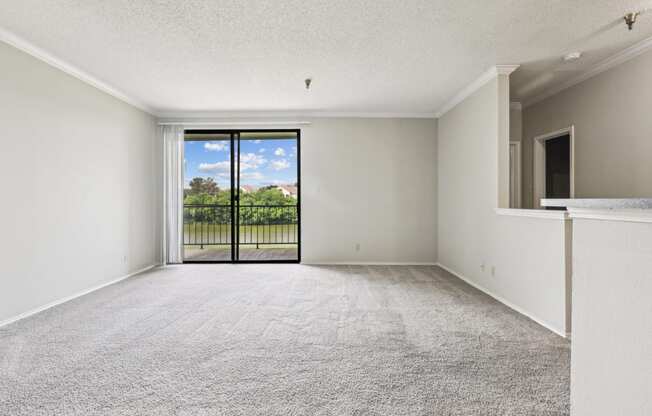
top-left (183, 128), bottom-right (301, 264)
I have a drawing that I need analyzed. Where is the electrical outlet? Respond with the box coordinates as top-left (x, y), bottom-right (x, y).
top-left (123, 255), bottom-right (128, 264)
top-left (491, 266), bottom-right (496, 277)
top-left (480, 263), bottom-right (485, 272)
top-left (355, 243), bottom-right (361, 252)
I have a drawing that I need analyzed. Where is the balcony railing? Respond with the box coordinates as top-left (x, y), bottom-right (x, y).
top-left (183, 204), bottom-right (298, 248)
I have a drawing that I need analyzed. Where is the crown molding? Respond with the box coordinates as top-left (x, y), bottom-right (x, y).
top-left (435, 65), bottom-right (520, 118)
top-left (3, 22), bottom-right (531, 121)
top-left (523, 35), bottom-right (652, 109)
top-left (0, 28), bottom-right (432, 120)
top-left (495, 64), bottom-right (521, 75)
top-left (156, 111), bottom-right (437, 119)
top-left (0, 25), bottom-right (156, 116)
top-left (158, 120), bottom-right (312, 126)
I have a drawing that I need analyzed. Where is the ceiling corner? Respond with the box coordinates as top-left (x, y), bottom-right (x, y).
top-left (0, 25), bottom-right (157, 116)
top-left (435, 64), bottom-right (521, 119)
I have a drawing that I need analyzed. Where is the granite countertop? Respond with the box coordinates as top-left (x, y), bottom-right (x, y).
top-left (541, 199), bottom-right (652, 209)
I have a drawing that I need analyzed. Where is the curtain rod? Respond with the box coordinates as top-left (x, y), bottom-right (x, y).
top-left (157, 121), bottom-right (311, 126)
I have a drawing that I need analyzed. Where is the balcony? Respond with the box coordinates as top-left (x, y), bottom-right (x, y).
top-left (183, 204), bottom-right (299, 262)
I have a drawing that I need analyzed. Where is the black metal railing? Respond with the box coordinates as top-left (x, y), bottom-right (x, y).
top-left (183, 204), bottom-right (298, 248)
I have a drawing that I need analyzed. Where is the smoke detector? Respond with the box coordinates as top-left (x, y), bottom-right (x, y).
top-left (563, 51), bottom-right (582, 62)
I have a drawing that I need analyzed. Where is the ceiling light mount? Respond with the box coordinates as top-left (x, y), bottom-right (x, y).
top-left (624, 12), bottom-right (639, 30)
top-left (305, 78), bottom-right (312, 90)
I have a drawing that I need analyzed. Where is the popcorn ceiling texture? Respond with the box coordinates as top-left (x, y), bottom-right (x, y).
top-left (1, 1), bottom-right (651, 114)
top-left (0, 265), bottom-right (569, 415)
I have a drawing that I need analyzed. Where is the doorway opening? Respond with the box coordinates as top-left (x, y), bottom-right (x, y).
top-left (182, 129), bottom-right (300, 263)
top-left (533, 126), bottom-right (575, 209)
top-left (545, 135), bottom-right (571, 199)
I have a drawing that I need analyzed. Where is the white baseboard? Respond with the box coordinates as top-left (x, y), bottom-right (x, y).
top-left (0, 264), bottom-right (159, 328)
top-left (435, 262), bottom-right (567, 338)
top-left (302, 261), bottom-right (438, 266)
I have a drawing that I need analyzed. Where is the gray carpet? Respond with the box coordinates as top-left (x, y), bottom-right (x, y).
top-left (0, 265), bottom-right (570, 415)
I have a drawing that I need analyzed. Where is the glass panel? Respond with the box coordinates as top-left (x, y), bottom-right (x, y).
top-left (237, 132), bottom-right (299, 261)
top-left (183, 133), bottom-right (232, 261)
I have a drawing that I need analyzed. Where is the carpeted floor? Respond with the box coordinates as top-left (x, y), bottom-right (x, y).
top-left (0, 265), bottom-right (570, 415)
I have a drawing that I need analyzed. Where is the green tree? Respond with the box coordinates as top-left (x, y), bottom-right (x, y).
top-left (187, 177), bottom-right (219, 196)
top-left (183, 192), bottom-right (217, 223)
top-left (184, 183), bottom-right (296, 226)
top-left (240, 188), bottom-right (296, 225)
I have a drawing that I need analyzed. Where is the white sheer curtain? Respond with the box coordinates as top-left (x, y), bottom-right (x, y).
top-left (162, 125), bottom-right (184, 264)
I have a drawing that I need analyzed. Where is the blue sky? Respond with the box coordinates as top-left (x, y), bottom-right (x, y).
top-left (184, 139), bottom-right (297, 189)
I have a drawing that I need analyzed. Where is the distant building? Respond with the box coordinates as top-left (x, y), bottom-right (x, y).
top-left (240, 185), bottom-right (257, 194)
top-left (275, 185), bottom-right (298, 198)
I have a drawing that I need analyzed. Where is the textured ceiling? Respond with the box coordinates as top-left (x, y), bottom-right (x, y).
top-left (1, 0), bottom-right (652, 115)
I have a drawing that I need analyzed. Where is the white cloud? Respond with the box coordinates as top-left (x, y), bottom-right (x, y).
top-left (198, 153), bottom-right (265, 173)
top-left (291, 146), bottom-right (297, 157)
top-left (274, 147), bottom-right (286, 156)
top-left (270, 159), bottom-right (290, 171)
top-left (259, 148), bottom-right (266, 153)
top-left (198, 161), bottom-right (230, 172)
top-left (240, 153), bottom-right (266, 170)
top-left (253, 140), bottom-right (262, 144)
top-left (262, 179), bottom-right (285, 186)
top-left (204, 141), bottom-right (228, 152)
top-left (218, 171), bottom-right (264, 181)
top-left (241, 171), bottom-right (264, 180)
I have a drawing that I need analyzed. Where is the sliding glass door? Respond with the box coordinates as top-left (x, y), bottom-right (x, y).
top-left (183, 132), bottom-right (234, 261)
top-left (182, 130), bottom-right (300, 263)
top-left (236, 132), bottom-right (300, 261)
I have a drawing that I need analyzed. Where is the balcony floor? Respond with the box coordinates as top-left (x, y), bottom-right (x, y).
top-left (184, 246), bottom-right (298, 262)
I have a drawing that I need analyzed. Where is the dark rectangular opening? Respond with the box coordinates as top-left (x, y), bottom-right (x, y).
top-left (545, 134), bottom-right (570, 197)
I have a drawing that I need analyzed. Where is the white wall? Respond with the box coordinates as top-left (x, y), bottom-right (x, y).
top-left (437, 76), bottom-right (570, 336)
top-left (522, 49), bottom-right (652, 208)
top-left (0, 41), bottom-right (161, 324)
top-left (301, 118), bottom-right (438, 264)
top-left (570, 213), bottom-right (652, 416)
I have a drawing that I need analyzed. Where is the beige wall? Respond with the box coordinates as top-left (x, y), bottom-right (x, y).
top-left (438, 75), bottom-right (570, 336)
top-left (510, 107), bottom-right (522, 142)
top-left (159, 116), bottom-right (439, 264)
top-left (571, 214), bottom-right (652, 415)
top-left (301, 118), bottom-right (438, 264)
top-left (522, 49), bottom-right (652, 208)
top-left (0, 41), bottom-right (161, 324)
